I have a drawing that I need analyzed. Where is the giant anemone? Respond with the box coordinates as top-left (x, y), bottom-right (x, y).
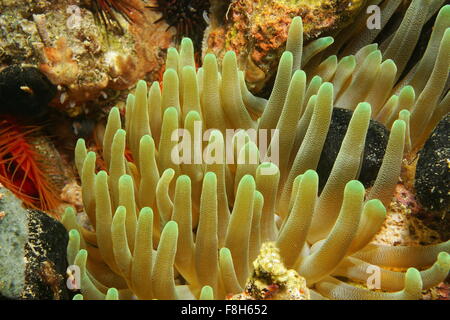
top-left (64, 0), bottom-right (449, 300)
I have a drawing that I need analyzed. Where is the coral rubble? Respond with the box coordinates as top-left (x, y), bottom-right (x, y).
top-left (229, 242), bottom-right (310, 300)
top-left (0, 0), bottom-right (173, 116)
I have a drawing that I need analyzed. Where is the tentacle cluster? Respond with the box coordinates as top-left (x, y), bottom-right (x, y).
top-left (65, 2), bottom-right (450, 300)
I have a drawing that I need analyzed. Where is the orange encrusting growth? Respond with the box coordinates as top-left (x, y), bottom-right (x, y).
top-left (0, 119), bottom-right (61, 215)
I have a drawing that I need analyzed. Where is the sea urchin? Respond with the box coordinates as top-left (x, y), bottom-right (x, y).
top-left (87, 0), bottom-right (144, 33)
top-left (149, 0), bottom-right (210, 48)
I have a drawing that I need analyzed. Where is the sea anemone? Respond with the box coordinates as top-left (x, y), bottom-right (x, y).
top-left (64, 5), bottom-right (449, 299)
top-left (309, 0), bottom-right (450, 153)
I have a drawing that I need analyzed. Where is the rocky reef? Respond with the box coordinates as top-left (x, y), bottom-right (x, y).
top-left (0, 0), bottom-right (173, 117)
top-left (205, 0), bottom-right (365, 92)
top-left (0, 184), bottom-right (69, 299)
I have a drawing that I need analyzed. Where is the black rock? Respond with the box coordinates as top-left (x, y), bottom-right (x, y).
top-left (0, 65), bottom-right (56, 119)
top-left (415, 113), bottom-right (449, 213)
top-left (22, 210), bottom-right (70, 299)
top-left (317, 108), bottom-right (389, 192)
top-left (0, 186), bottom-right (70, 300)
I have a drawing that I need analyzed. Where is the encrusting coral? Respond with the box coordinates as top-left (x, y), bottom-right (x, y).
top-left (229, 242), bottom-right (310, 300)
top-left (64, 2), bottom-right (450, 300)
top-left (204, 0), bottom-right (367, 92)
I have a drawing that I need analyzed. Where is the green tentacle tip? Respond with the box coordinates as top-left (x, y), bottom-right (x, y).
top-left (75, 249), bottom-right (88, 266)
top-left (166, 47), bottom-right (179, 60)
top-left (303, 169), bottom-right (318, 183)
top-left (291, 16), bottom-right (303, 26)
top-left (292, 69), bottom-right (307, 81)
top-left (114, 205), bottom-right (127, 218)
top-left (435, 4), bottom-right (449, 23)
top-left (75, 138), bottom-right (86, 149)
top-left (85, 151), bottom-right (96, 161)
top-left (254, 190), bottom-right (263, 201)
top-left (112, 207), bottom-right (127, 235)
top-left (342, 55), bottom-right (356, 64)
top-left (119, 174), bottom-right (134, 187)
top-left (163, 106), bottom-right (179, 118)
top-left (382, 58), bottom-right (396, 66)
top-left (400, 85), bottom-right (415, 95)
top-left (163, 220), bottom-right (179, 234)
top-left (69, 229), bottom-right (81, 240)
top-left (73, 294), bottom-right (84, 300)
top-left (204, 53), bottom-right (217, 64)
top-left (115, 128), bottom-right (126, 138)
top-left (367, 49), bottom-right (382, 61)
top-left (392, 119), bottom-right (406, 132)
top-left (185, 110), bottom-right (201, 121)
top-left (136, 79), bottom-right (147, 90)
top-left (320, 37), bottom-right (334, 45)
top-left (280, 51), bottom-right (294, 62)
top-left (345, 180), bottom-right (365, 195)
top-left (354, 102), bottom-right (372, 115)
top-left (364, 199), bottom-right (386, 217)
top-left (182, 65), bottom-right (196, 74)
top-left (319, 82), bottom-right (333, 95)
top-left (199, 286), bottom-right (214, 300)
top-left (257, 162), bottom-right (279, 175)
top-left (437, 252), bottom-right (450, 270)
top-left (310, 75), bottom-right (323, 83)
top-left (126, 93), bottom-right (135, 104)
top-left (105, 288), bottom-right (119, 300)
top-left (366, 43), bottom-right (378, 50)
top-left (138, 207), bottom-right (154, 228)
top-left (163, 68), bottom-right (179, 80)
top-left (204, 171), bottom-right (217, 181)
top-left (167, 47), bottom-right (178, 54)
top-left (163, 168), bottom-right (176, 177)
top-left (97, 170), bottom-right (108, 179)
top-left (399, 109), bottom-right (411, 118)
top-left (258, 162), bottom-right (276, 169)
top-left (238, 174), bottom-right (256, 188)
top-left (405, 268), bottom-right (422, 289)
top-left (110, 106), bottom-right (119, 113)
top-left (181, 37), bottom-right (194, 48)
top-left (443, 27), bottom-right (450, 39)
top-left (139, 206), bottom-right (154, 218)
top-left (63, 206), bottom-right (76, 217)
top-left (220, 247), bottom-right (232, 259)
top-left (176, 174), bottom-right (192, 185)
top-left (140, 134), bottom-right (154, 148)
top-left (224, 50), bottom-right (237, 60)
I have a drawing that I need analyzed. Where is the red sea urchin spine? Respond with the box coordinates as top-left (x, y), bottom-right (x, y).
top-left (0, 119), bottom-right (61, 215)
